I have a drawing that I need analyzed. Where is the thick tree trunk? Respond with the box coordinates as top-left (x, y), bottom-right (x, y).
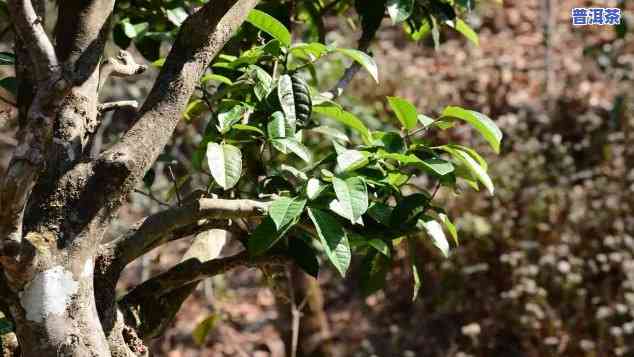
top-left (4, 232), bottom-right (110, 357)
top-left (0, 1), bottom-right (262, 355)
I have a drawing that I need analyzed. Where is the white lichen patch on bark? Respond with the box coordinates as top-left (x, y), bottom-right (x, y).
top-left (82, 257), bottom-right (93, 278)
top-left (19, 266), bottom-right (79, 323)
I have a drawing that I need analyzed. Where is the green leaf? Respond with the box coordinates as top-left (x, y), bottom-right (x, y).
top-left (383, 171), bottom-right (410, 187)
top-left (290, 42), bottom-right (332, 61)
top-left (367, 202), bottom-right (393, 226)
top-left (444, 144), bottom-right (488, 171)
top-left (335, 48), bottom-right (379, 83)
top-left (0, 52), bottom-right (14, 65)
top-left (387, 96), bottom-right (418, 130)
top-left (217, 104), bottom-right (249, 134)
top-left (289, 237), bottom-right (320, 278)
top-left (232, 124), bottom-right (264, 136)
top-left (201, 73), bottom-right (233, 86)
top-left (408, 19), bottom-right (431, 41)
top-left (447, 147), bottom-right (494, 194)
top-left (183, 99), bottom-right (207, 121)
top-left (246, 9), bottom-right (292, 47)
top-left (447, 18), bottom-right (479, 46)
top-left (360, 251), bottom-right (390, 295)
top-left (248, 65), bottom-right (273, 101)
top-left (206, 143), bottom-right (242, 190)
top-left (313, 104), bottom-right (372, 144)
top-left (280, 164), bottom-right (308, 181)
top-left (277, 74), bottom-right (297, 134)
top-left (368, 239), bottom-right (391, 257)
top-left (373, 131), bottom-right (405, 153)
top-left (419, 219), bottom-right (450, 258)
top-left (166, 7), bottom-right (188, 26)
top-left (336, 150), bottom-right (370, 173)
top-left (267, 111), bottom-right (288, 139)
top-left (120, 18), bottom-right (148, 38)
top-left (248, 216), bottom-right (294, 255)
top-left (272, 138), bottom-right (312, 162)
top-left (307, 208), bottom-right (351, 277)
top-left (151, 58), bottom-right (165, 68)
top-left (390, 193), bottom-right (430, 228)
top-left (378, 152), bottom-right (454, 176)
top-left (439, 106), bottom-right (503, 153)
top-left (121, 18), bottom-right (137, 38)
top-left (332, 177), bottom-right (368, 224)
top-left (311, 126), bottom-right (350, 143)
top-left (387, 0), bottom-right (414, 23)
top-left (418, 114), bottom-right (435, 127)
top-left (439, 213), bottom-right (458, 246)
top-left (306, 178), bottom-right (326, 200)
top-left (192, 315), bottom-right (220, 345)
top-left (269, 197), bottom-right (306, 230)
top-left (0, 77), bottom-right (17, 96)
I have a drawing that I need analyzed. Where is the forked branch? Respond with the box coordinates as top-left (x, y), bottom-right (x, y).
top-left (95, 0), bottom-right (260, 187)
top-left (100, 198), bottom-right (269, 274)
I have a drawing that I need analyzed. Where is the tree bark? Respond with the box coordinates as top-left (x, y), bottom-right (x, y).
top-left (0, 0), bottom-right (262, 355)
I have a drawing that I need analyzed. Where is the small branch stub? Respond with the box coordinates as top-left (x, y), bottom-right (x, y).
top-left (98, 50), bottom-right (147, 92)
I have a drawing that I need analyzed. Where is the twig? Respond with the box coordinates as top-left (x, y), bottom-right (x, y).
top-left (167, 164), bottom-right (182, 206)
top-left (133, 189), bottom-right (170, 208)
top-left (97, 100), bottom-right (138, 114)
top-left (288, 266), bottom-right (301, 357)
top-left (0, 95), bottom-right (16, 107)
top-left (98, 50), bottom-right (147, 92)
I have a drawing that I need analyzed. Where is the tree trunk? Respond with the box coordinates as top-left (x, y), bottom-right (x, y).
top-left (0, 0), bottom-right (262, 355)
top-left (4, 232), bottom-right (110, 357)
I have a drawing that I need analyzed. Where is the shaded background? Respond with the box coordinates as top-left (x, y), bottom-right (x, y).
top-left (1, 0), bottom-right (633, 356)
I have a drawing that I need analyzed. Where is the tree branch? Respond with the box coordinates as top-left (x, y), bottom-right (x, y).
top-left (118, 251), bottom-right (289, 339)
top-left (95, 0), bottom-right (260, 190)
top-left (328, 11), bottom-right (379, 98)
top-left (55, 0), bottom-right (116, 83)
top-left (97, 50), bottom-right (147, 93)
top-left (100, 198), bottom-right (268, 274)
top-left (7, 0), bottom-right (58, 80)
top-left (0, 2), bottom-right (70, 255)
top-left (98, 100), bottom-right (139, 114)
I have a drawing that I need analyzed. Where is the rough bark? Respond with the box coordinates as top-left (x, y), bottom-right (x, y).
top-left (0, 0), bottom-right (264, 355)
